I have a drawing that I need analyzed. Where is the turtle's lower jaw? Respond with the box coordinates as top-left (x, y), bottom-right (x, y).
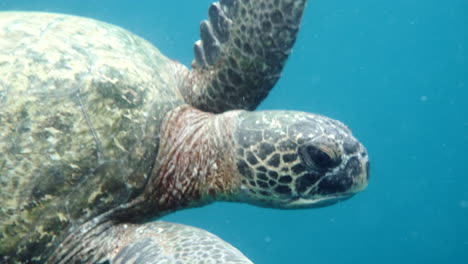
top-left (283, 167), bottom-right (369, 209)
top-left (285, 194), bottom-right (355, 209)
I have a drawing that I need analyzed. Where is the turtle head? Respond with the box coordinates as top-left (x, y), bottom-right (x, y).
top-left (232, 111), bottom-right (369, 209)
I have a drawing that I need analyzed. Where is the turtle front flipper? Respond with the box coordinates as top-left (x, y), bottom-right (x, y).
top-left (184, 0), bottom-right (308, 113)
top-left (50, 220), bottom-right (252, 263)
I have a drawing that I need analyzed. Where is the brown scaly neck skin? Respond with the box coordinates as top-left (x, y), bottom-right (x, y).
top-left (51, 107), bottom-right (245, 261)
top-left (128, 105), bottom-right (244, 220)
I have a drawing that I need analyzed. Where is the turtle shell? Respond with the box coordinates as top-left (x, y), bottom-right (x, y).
top-left (0, 12), bottom-right (185, 261)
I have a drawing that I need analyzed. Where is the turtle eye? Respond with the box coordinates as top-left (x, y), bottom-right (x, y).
top-left (299, 144), bottom-right (341, 171)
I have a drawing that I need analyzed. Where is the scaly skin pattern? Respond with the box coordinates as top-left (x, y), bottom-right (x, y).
top-left (0, 12), bottom-right (185, 262)
top-left (184, 0), bottom-right (308, 113)
top-left (103, 221), bottom-right (252, 264)
top-left (51, 220), bottom-right (253, 264)
top-left (144, 106), bottom-right (242, 212)
top-left (104, 221), bottom-right (252, 263)
top-left (233, 111), bottom-right (369, 208)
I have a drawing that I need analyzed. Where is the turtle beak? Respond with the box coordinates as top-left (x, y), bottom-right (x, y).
top-left (351, 146), bottom-right (370, 193)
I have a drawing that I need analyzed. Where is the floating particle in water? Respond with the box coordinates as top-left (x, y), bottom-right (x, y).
top-left (459, 200), bottom-right (468, 209)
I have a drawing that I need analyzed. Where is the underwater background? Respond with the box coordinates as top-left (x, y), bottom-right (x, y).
top-left (1, 0), bottom-right (467, 263)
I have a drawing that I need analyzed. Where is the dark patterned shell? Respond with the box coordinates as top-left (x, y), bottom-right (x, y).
top-left (0, 12), bottom-right (185, 260)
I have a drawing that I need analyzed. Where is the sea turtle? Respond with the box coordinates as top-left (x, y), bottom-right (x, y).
top-left (0, 0), bottom-right (370, 263)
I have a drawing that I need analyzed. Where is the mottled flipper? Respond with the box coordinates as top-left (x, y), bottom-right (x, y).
top-left (52, 221), bottom-right (252, 263)
top-left (184, 0), bottom-right (307, 113)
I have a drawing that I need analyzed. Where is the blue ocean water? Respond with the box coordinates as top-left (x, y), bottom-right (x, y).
top-left (1, 0), bottom-right (467, 263)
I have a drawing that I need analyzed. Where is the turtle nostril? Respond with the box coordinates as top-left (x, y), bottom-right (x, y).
top-left (343, 141), bottom-right (359, 154)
